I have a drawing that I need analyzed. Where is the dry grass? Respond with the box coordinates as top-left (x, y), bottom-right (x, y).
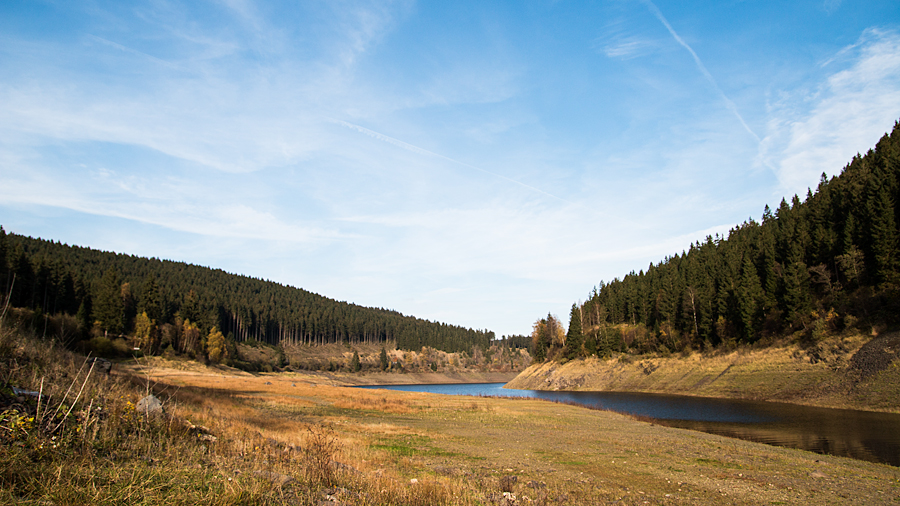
top-left (4, 325), bottom-right (900, 505)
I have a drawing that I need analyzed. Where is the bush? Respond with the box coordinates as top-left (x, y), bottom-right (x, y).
top-left (86, 336), bottom-right (114, 357)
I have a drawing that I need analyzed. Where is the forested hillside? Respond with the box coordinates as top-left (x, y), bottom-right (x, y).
top-left (0, 232), bottom-right (493, 356)
top-left (536, 120), bottom-right (900, 361)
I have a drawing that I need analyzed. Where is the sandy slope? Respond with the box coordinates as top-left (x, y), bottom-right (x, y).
top-left (505, 333), bottom-right (900, 413)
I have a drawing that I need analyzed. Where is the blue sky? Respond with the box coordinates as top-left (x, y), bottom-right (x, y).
top-left (2, 0), bottom-right (899, 337)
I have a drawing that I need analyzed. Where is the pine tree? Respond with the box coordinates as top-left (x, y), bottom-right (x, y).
top-left (138, 275), bottom-right (162, 322)
top-left (379, 346), bottom-right (389, 371)
top-left (565, 303), bottom-right (584, 360)
top-left (93, 267), bottom-right (124, 334)
top-left (76, 293), bottom-right (92, 338)
top-left (869, 185), bottom-right (899, 286)
top-left (782, 243), bottom-right (811, 325)
top-left (350, 351), bottom-right (361, 372)
top-left (0, 226), bottom-right (7, 300)
top-left (737, 254), bottom-right (763, 341)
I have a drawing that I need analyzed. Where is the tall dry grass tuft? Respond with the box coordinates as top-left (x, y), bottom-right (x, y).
top-left (302, 424), bottom-right (341, 486)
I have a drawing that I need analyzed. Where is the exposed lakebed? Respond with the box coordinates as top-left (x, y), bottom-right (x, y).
top-left (358, 382), bottom-right (900, 466)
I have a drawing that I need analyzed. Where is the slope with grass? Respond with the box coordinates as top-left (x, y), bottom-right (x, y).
top-left (506, 332), bottom-right (900, 412)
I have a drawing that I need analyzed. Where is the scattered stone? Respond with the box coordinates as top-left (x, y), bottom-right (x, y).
top-left (253, 470), bottom-right (294, 487)
top-left (331, 460), bottom-right (362, 475)
top-left (432, 465), bottom-right (455, 476)
top-left (136, 395), bottom-right (163, 416)
top-left (409, 478), bottom-right (419, 484)
top-left (264, 381), bottom-right (273, 385)
top-left (502, 491), bottom-right (517, 504)
top-left (87, 357), bottom-right (112, 375)
top-left (319, 487), bottom-right (352, 506)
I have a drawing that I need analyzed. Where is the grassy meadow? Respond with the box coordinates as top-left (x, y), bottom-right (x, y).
top-left (2, 327), bottom-right (900, 505)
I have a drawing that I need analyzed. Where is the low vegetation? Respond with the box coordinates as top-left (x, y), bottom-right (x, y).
top-left (3, 323), bottom-right (899, 505)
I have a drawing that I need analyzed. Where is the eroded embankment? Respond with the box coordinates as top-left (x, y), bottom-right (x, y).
top-left (505, 333), bottom-right (900, 412)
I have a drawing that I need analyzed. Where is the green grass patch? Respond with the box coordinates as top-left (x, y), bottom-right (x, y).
top-left (695, 458), bottom-right (744, 469)
top-left (370, 435), bottom-right (461, 458)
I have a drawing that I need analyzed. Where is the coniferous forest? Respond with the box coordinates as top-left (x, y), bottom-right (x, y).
top-left (0, 231), bottom-right (493, 358)
top-left (534, 120), bottom-right (900, 361)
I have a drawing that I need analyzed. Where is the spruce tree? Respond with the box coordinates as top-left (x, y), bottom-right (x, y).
top-left (565, 303), bottom-right (584, 360)
top-left (93, 267), bottom-right (124, 334)
top-left (737, 254), bottom-right (763, 341)
top-left (138, 275), bottom-right (162, 322)
top-left (379, 346), bottom-right (389, 371)
top-left (782, 243), bottom-right (811, 325)
top-left (0, 226), bottom-right (6, 299)
top-left (869, 185), bottom-right (899, 286)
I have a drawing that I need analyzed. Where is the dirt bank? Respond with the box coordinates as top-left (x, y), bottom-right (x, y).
top-left (293, 369), bottom-right (519, 386)
top-left (119, 356), bottom-right (519, 387)
top-left (506, 333), bottom-right (900, 413)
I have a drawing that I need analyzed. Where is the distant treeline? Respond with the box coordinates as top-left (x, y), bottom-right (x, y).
top-left (0, 232), bottom-right (493, 355)
top-left (536, 120), bottom-right (900, 361)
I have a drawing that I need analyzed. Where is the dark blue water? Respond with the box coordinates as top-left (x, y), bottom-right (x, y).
top-left (358, 382), bottom-right (900, 466)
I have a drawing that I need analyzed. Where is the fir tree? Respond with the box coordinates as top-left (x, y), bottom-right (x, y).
top-left (93, 267), bottom-right (124, 334)
top-left (565, 303), bottom-right (584, 360)
top-left (869, 185), bottom-right (899, 286)
top-left (737, 254), bottom-right (763, 341)
top-left (379, 346), bottom-right (389, 371)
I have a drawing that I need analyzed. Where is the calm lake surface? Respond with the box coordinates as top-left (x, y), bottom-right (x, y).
top-left (358, 382), bottom-right (900, 466)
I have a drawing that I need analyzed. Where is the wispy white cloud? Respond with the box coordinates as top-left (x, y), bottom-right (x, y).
top-left (762, 28), bottom-right (900, 196)
top-left (601, 37), bottom-right (657, 59)
top-left (331, 119), bottom-right (569, 203)
top-left (823, 0), bottom-right (843, 15)
top-left (640, 0), bottom-right (760, 143)
top-left (0, 164), bottom-right (344, 244)
top-left (594, 16), bottom-right (664, 60)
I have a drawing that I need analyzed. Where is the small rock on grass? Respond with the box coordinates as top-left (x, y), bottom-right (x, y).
top-left (253, 470), bottom-right (294, 487)
top-left (136, 395), bottom-right (163, 416)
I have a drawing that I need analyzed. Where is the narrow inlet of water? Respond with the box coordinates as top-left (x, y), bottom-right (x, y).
top-left (357, 382), bottom-right (900, 467)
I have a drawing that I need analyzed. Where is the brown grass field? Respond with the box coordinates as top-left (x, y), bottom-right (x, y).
top-left (3, 328), bottom-right (900, 505)
top-left (116, 357), bottom-right (900, 505)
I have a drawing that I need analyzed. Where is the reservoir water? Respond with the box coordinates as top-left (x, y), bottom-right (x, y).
top-left (358, 382), bottom-right (900, 466)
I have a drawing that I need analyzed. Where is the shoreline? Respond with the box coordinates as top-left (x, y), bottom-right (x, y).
top-left (294, 369), bottom-right (520, 386)
top-left (504, 333), bottom-right (900, 414)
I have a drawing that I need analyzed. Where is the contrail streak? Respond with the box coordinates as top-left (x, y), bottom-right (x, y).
top-left (330, 119), bottom-right (570, 203)
top-left (641, 0), bottom-right (760, 143)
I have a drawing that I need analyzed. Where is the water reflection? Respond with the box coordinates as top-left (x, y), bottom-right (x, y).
top-left (358, 383), bottom-right (900, 466)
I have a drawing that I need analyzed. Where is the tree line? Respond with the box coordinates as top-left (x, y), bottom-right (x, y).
top-left (534, 120), bottom-right (900, 361)
top-left (0, 231), bottom-right (493, 359)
